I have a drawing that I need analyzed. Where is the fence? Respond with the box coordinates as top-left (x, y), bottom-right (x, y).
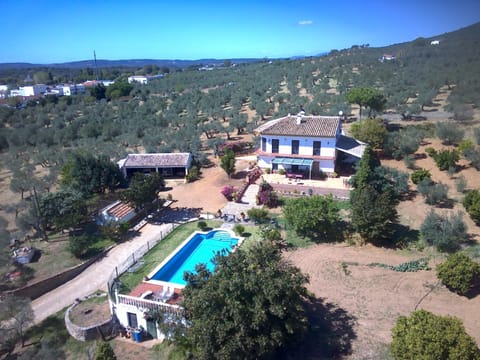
top-left (107, 223), bottom-right (179, 302)
top-left (117, 294), bottom-right (183, 315)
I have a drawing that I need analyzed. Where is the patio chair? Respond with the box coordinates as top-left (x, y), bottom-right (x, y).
top-left (162, 287), bottom-right (174, 301)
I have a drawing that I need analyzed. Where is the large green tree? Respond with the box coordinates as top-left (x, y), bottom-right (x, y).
top-left (349, 118), bottom-right (387, 149)
top-left (283, 195), bottom-right (341, 240)
top-left (350, 185), bottom-right (398, 243)
top-left (38, 189), bottom-right (88, 231)
top-left (391, 310), bottom-right (480, 360)
top-left (181, 242), bottom-right (309, 359)
top-left (120, 172), bottom-right (164, 215)
top-left (61, 152), bottom-right (124, 195)
top-left (350, 146), bottom-right (399, 242)
top-left (346, 87), bottom-right (386, 119)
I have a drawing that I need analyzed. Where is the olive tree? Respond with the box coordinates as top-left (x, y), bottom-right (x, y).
top-left (391, 310), bottom-right (480, 360)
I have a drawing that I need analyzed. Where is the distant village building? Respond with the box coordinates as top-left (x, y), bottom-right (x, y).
top-left (430, 40), bottom-right (440, 45)
top-left (128, 74), bottom-right (164, 84)
top-left (82, 80), bottom-right (114, 87)
top-left (10, 84), bottom-right (47, 97)
top-left (0, 85), bottom-right (8, 99)
top-left (379, 54), bottom-right (395, 62)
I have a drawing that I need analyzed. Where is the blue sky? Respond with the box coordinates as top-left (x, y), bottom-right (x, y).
top-left (1, 0), bottom-right (479, 63)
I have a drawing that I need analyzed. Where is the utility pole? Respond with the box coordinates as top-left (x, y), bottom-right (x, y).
top-left (94, 50), bottom-right (99, 81)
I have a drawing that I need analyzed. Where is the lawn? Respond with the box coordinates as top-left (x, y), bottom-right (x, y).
top-left (118, 220), bottom-right (223, 293)
top-left (117, 219), bottom-right (270, 293)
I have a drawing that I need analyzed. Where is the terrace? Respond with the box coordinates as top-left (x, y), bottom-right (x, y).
top-left (261, 172), bottom-right (352, 199)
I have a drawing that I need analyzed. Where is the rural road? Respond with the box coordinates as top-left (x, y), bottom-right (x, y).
top-left (31, 222), bottom-right (173, 324)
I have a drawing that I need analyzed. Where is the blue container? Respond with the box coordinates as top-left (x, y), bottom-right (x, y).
top-left (133, 330), bottom-right (142, 343)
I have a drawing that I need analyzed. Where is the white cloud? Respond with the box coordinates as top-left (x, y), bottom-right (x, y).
top-left (298, 20), bottom-right (313, 26)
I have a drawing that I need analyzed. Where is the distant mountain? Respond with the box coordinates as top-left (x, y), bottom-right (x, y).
top-left (0, 58), bottom-right (263, 70)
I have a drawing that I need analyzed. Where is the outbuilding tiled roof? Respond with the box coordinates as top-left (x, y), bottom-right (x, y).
top-left (123, 153), bottom-right (191, 168)
top-left (255, 115), bottom-right (340, 137)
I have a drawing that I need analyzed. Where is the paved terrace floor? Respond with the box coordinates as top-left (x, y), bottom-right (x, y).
top-left (262, 173), bottom-right (352, 199)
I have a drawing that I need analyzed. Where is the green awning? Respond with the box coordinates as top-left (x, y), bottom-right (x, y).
top-left (271, 157), bottom-right (314, 166)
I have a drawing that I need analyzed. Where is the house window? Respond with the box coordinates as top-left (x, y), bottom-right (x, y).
top-left (313, 141), bottom-right (321, 156)
top-left (127, 312), bottom-right (138, 328)
top-left (261, 137), bottom-right (266, 152)
top-left (291, 140), bottom-right (299, 155)
top-left (271, 139), bottom-right (279, 153)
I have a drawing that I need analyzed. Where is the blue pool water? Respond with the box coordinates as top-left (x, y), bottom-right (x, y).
top-left (151, 230), bottom-right (239, 285)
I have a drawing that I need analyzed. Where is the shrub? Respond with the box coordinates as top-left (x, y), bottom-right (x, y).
top-left (463, 189), bottom-right (480, 224)
top-left (410, 168), bottom-right (431, 184)
top-left (420, 210), bottom-right (466, 252)
top-left (220, 185), bottom-right (237, 201)
top-left (256, 181), bottom-right (279, 208)
top-left (458, 139), bottom-right (475, 155)
top-left (265, 167), bottom-right (271, 174)
top-left (384, 126), bottom-right (424, 160)
top-left (68, 234), bottom-right (93, 258)
top-left (424, 147), bottom-right (437, 157)
top-left (391, 310), bottom-right (480, 360)
top-left (464, 148), bottom-right (480, 170)
top-left (417, 179), bottom-right (448, 205)
top-left (233, 224), bottom-right (245, 236)
top-left (433, 149), bottom-right (460, 171)
top-left (95, 341), bottom-right (117, 360)
top-left (186, 166), bottom-right (199, 182)
top-left (435, 122), bottom-right (465, 145)
top-left (247, 208), bottom-right (270, 223)
top-left (278, 168), bottom-right (286, 175)
top-left (197, 221), bottom-right (207, 230)
top-left (437, 252), bottom-right (480, 296)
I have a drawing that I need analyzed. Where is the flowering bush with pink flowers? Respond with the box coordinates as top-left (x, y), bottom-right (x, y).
top-left (221, 185), bottom-right (237, 201)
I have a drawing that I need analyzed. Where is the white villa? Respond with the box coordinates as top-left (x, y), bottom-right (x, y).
top-left (254, 112), bottom-right (365, 178)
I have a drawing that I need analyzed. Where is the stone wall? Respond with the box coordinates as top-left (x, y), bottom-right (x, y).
top-left (64, 298), bottom-right (114, 342)
top-left (8, 246), bottom-right (113, 300)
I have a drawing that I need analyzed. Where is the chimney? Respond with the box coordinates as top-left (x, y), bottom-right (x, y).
top-left (296, 116), bottom-right (302, 125)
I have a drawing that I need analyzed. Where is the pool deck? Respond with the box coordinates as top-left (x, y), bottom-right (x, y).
top-left (129, 282), bottom-right (183, 305)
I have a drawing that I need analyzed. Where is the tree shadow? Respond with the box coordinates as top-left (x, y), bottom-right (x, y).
top-left (309, 220), bottom-right (349, 244)
top-left (465, 282), bottom-right (480, 299)
top-left (231, 170), bottom-right (248, 179)
top-left (434, 199), bottom-right (455, 209)
top-left (375, 223), bottom-right (420, 249)
top-left (281, 297), bottom-right (357, 359)
top-left (400, 189), bottom-right (417, 201)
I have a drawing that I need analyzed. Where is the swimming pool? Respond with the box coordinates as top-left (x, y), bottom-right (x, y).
top-left (147, 229), bottom-right (241, 287)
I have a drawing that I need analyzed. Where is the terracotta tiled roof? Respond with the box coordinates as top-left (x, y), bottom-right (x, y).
top-left (123, 153), bottom-right (191, 168)
top-left (108, 202), bottom-right (134, 219)
top-left (255, 115), bottom-right (340, 137)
